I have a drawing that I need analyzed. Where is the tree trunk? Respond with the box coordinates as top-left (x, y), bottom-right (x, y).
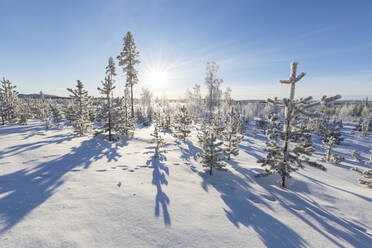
top-left (130, 83), bottom-right (134, 118)
top-left (210, 165), bottom-right (213, 176)
top-left (281, 175), bottom-right (286, 188)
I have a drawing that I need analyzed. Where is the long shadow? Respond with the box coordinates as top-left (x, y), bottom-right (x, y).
top-left (0, 134), bottom-right (74, 159)
top-left (198, 167), bottom-right (307, 248)
top-left (146, 155), bottom-right (171, 226)
top-left (0, 136), bottom-right (127, 233)
top-left (230, 162), bottom-right (372, 247)
top-left (176, 140), bottom-right (202, 162)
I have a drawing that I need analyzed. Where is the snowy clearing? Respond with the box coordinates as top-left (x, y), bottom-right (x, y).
top-left (0, 120), bottom-right (371, 248)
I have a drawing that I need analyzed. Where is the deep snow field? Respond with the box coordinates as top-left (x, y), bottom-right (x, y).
top-left (0, 120), bottom-right (371, 248)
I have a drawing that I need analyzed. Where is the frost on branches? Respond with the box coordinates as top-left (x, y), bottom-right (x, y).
top-left (198, 127), bottom-right (225, 176)
top-left (222, 106), bottom-right (243, 160)
top-left (98, 57), bottom-right (117, 141)
top-left (0, 77), bottom-right (19, 125)
top-left (117, 31), bottom-right (140, 118)
top-left (256, 61), bottom-right (341, 188)
top-left (114, 86), bottom-right (135, 136)
top-left (150, 126), bottom-right (166, 159)
top-left (67, 80), bottom-right (92, 136)
top-left (321, 136), bottom-right (344, 164)
top-left (174, 105), bottom-right (192, 141)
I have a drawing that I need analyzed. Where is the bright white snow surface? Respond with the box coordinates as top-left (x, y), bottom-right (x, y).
top-left (0, 120), bottom-right (371, 248)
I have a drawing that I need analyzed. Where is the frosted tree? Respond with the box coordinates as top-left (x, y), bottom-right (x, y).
top-left (174, 105), bottom-right (192, 141)
top-left (351, 150), bottom-right (363, 162)
top-left (67, 80), bottom-right (92, 135)
top-left (205, 62), bottom-right (223, 122)
top-left (139, 88), bottom-right (153, 125)
top-left (321, 136), bottom-right (344, 163)
top-left (361, 118), bottom-right (371, 137)
top-left (39, 91), bottom-right (52, 130)
top-left (198, 128), bottom-right (225, 175)
top-left (185, 84), bottom-right (202, 123)
top-left (222, 106), bottom-right (243, 160)
top-left (0, 77), bottom-right (19, 124)
top-left (50, 101), bottom-right (64, 128)
top-left (114, 86), bottom-right (135, 136)
top-left (352, 165), bottom-right (372, 188)
top-left (256, 61), bottom-right (341, 187)
top-left (150, 126), bottom-right (166, 158)
top-left (98, 57), bottom-right (117, 141)
top-left (322, 118), bottom-right (344, 145)
top-left (117, 32), bottom-right (140, 118)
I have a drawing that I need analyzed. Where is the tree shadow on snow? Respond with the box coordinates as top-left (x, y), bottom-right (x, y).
top-left (229, 161), bottom-right (372, 248)
top-left (198, 164), bottom-right (307, 248)
top-left (146, 156), bottom-right (171, 226)
top-left (0, 136), bottom-right (128, 233)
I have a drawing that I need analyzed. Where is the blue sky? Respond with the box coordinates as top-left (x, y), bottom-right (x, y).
top-left (0, 0), bottom-right (371, 99)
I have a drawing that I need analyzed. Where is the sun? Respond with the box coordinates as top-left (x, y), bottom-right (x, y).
top-left (146, 67), bottom-right (170, 86)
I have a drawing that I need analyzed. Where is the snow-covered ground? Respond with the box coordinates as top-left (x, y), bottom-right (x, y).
top-left (0, 121), bottom-right (371, 247)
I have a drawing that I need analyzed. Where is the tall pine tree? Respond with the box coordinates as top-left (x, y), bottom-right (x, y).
top-left (117, 32), bottom-right (140, 118)
top-left (98, 57), bottom-right (117, 141)
top-left (67, 80), bottom-right (92, 136)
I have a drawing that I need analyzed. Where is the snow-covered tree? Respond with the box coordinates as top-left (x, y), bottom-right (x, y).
top-left (174, 105), bottom-right (192, 141)
top-left (351, 150), bottom-right (363, 162)
top-left (222, 106), bottom-right (243, 160)
top-left (0, 77), bottom-right (19, 124)
top-left (67, 80), bottom-right (92, 136)
top-left (50, 101), bottom-right (64, 128)
top-left (322, 118), bottom-right (344, 145)
top-left (256, 61), bottom-right (341, 187)
top-left (198, 128), bottom-right (225, 175)
top-left (114, 86), bottom-right (135, 136)
top-left (150, 126), bottom-right (166, 158)
top-left (117, 32), bottom-right (140, 118)
top-left (139, 88), bottom-right (153, 126)
top-left (205, 62), bottom-right (223, 122)
top-left (39, 91), bottom-right (52, 130)
top-left (185, 84), bottom-right (202, 123)
top-left (352, 166), bottom-right (372, 188)
top-left (98, 57), bottom-right (117, 141)
top-left (321, 136), bottom-right (344, 163)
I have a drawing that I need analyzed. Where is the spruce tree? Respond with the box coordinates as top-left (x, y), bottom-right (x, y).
top-left (198, 128), bottom-right (225, 175)
top-left (174, 105), bottom-right (192, 141)
top-left (150, 126), bottom-right (166, 158)
top-left (114, 86), bottom-right (135, 136)
top-left (222, 106), bottom-right (243, 160)
top-left (0, 77), bottom-right (19, 124)
top-left (67, 80), bottom-right (92, 135)
top-left (256, 61), bottom-right (341, 187)
top-left (117, 32), bottom-right (140, 118)
top-left (98, 57), bottom-right (117, 141)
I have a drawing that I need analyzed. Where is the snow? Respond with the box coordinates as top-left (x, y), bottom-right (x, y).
top-left (0, 121), bottom-right (371, 247)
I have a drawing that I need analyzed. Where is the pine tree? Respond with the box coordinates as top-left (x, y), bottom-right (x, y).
top-left (39, 91), bottom-right (52, 130)
top-left (198, 129), bottom-right (225, 175)
top-left (114, 86), bottom-right (135, 136)
top-left (222, 106), bottom-right (243, 160)
top-left (174, 105), bottom-right (192, 141)
top-left (67, 80), bottom-right (92, 135)
top-left (150, 126), bottom-right (166, 158)
top-left (205, 62), bottom-right (223, 122)
top-left (50, 101), bottom-right (64, 128)
top-left (256, 61), bottom-right (341, 187)
top-left (321, 136), bottom-right (344, 163)
top-left (98, 57), bottom-right (117, 141)
top-left (0, 77), bottom-right (19, 124)
top-left (117, 32), bottom-right (140, 118)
